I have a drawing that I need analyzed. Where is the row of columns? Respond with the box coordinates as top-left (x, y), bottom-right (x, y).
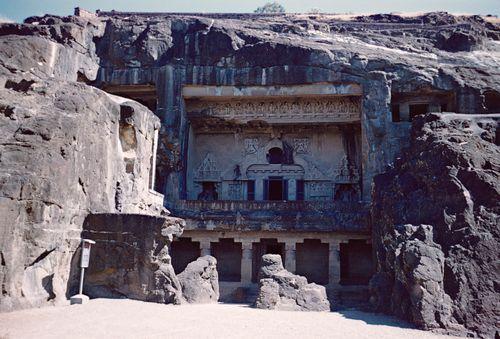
top-left (196, 239), bottom-right (343, 286)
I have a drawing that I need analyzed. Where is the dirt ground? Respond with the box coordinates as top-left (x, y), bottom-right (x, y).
top-left (0, 299), bottom-right (459, 339)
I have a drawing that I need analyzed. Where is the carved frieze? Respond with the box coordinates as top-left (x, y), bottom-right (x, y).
top-left (194, 153), bottom-right (220, 181)
top-left (307, 181), bottom-right (333, 201)
top-left (244, 138), bottom-right (259, 154)
top-left (186, 96), bottom-right (361, 124)
top-left (293, 138), bottom-right (309, 154)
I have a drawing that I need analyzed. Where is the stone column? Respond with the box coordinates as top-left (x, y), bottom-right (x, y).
top-left (241, 242), bottom-right (253, 284)
top-left (288, 179), bottom-right (297, 201)
top-left (255, 178), bottom-right (264, 201)
top-left (328, 240), bottom-right (341, 286)
top-left (200, 241), bottom-right (211, 256)
top-left (284, 241), bottom-right (296, 273)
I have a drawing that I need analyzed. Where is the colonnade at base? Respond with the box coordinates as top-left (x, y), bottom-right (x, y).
top-left (171, 231), bottom-right (373, 288)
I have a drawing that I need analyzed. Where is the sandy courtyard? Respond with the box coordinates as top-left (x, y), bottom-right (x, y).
top-left (0, 299), bottom-right (460, 339)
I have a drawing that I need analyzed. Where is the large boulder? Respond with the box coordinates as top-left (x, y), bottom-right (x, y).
top-left (178, 256), bottom-right (219, 303)
top-left (370, 113), bottom-right (500, 338)
top-left (255, 254), bottom-right (330, 312)
top-left (77, 214), bottom-right (185, 304)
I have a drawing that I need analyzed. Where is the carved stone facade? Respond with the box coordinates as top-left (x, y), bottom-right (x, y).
top-left (186, 96), bottom-right (361, 124)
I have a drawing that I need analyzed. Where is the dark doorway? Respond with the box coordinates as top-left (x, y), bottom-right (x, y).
top-left (340, 240), bottom-right (374, 285)
top-left (252, 239), bottom-right (286, 282)
top-left (269, 179), bottom-right (283, 200)
top-left (170, 238), bottom-right (200, 274)
top-left (409, 104), bottom-right (428, 121)
top-left (264, 177), bottom-right (288, 201)
top-left (296, 239), bottom-right (329, 285)
top-left (211, 238), bottom-right (242, 282)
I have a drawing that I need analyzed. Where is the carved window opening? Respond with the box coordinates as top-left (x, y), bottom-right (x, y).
top-left (197, 182), bottom-right (218, 201)
top-left (391, 104), bottom-right (401, 122)
top-left (409, 104), bottom-right (429, 121)
top-left (101, 84), bottom-right (158, 113)
top-left (296, 180), bottom-right (305, 201)
top-left (267, 147), bottom-right (284, 164)
top-left (334, 183), bottom-right (359, 202)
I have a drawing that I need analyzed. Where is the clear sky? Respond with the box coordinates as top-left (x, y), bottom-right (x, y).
top-left (0, 0), bottom-right (498, 23)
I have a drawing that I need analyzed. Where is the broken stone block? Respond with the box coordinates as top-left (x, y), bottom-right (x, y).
top-left (178, 256), bottom-right (219, 303)
top-left (255, 254), bottom-right (330, 312)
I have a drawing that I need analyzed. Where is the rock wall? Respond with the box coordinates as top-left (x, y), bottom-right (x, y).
top-left (370, 113), bottom-right (500, 338)
top-left (78, 213), bottom-right (185, 304)
top-left (0, 16), bottom-right (166, 311)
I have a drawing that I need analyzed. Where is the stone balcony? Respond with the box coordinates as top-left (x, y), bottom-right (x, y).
top-left (168, 200), bottom-right (369, 233)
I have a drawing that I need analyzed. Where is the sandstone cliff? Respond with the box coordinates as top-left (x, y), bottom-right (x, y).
top-left (370, 113), bottom-right (499, 338)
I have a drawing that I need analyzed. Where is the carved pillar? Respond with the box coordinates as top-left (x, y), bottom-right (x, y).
top-left (284, 241), bottom-right (296, 273)
top-left (255, 178), bottom-right (264, 201)
top-left (328, 240), bottom-right (341, 286)
top-left (241, 242), bottom-right (253, 284)
top-left (200, 241), bottom-right (211, 256)
top-left (288, 179), bottom-right (297, 201)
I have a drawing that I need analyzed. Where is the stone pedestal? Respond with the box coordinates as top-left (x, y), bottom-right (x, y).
top-left (328, 241), bottom-right (341, 286)
top-left (241, 242), bottom-right (253, 284)
top-left (284, 242), bottom-right (296, 273)
top-left (70, 294), bottom-right (90, 305)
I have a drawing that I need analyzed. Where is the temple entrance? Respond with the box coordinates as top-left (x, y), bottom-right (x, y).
top-left (252, 238), bottom-right (286, 282)
top-left (265, 177), bottom-right (287, 201)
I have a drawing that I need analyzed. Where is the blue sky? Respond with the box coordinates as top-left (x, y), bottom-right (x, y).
top-left (0, 0), bottom-right (498, 23)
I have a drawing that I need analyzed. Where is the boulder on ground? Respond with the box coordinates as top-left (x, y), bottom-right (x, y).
top-left (178, 256), bottom-right (219, 303)
top-left (255, 254), bottom-right (330, 311)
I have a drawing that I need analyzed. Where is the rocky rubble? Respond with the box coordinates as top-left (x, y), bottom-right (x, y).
top-left (255, 254), bottom-right (330, 311)
top-left (178, 256), bottom-right (219, 303)
top-left (370, 113), bottom-right (500, 338)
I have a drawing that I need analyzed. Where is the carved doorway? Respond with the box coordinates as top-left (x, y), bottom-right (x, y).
top-left (264, 176), bottom-right (288, 200)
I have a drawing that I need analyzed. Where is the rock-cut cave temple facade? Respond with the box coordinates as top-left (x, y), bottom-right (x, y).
top-left (88, 9), bottom-right (499, 302)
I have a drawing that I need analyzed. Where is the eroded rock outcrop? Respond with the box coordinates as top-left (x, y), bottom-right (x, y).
top-left (0, 15), bottom-right (171, 311)
top-left (255, 254), bottom-right (330, 311)
top-left (178, 255), bottom-right (219, 303)
top-left (370, 113), bottom-right (500, 338)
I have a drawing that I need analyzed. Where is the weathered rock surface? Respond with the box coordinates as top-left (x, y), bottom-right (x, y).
top-left (370, 113), bottom-right (500, 338)
top-left (77, 213), bottom-right (185, 304)
top-left (178, 255), bottom-right (219, 303)
top-left (0, 16), bottom-right (170, 311)
top-left (255, 254), bottom-right (330, 311)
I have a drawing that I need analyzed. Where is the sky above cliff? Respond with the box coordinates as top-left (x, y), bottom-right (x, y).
top-left (0, 0), bottom-right (498, 23)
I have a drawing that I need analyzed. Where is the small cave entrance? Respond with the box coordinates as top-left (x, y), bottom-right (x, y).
top-left (101, 84), bottom-right (158, 114)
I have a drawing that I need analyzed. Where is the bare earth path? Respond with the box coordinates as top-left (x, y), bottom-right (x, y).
top-left (0, 299), bottom-right (459, 339)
